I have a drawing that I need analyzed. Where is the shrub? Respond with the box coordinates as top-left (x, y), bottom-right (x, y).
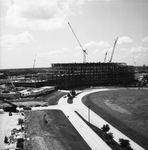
top-left (18, 118), bottom-right (24, 125)
top-left (67, 93), bottom-right (71, 98)
top-left (101, 124), bottom-right (110, 133)
top-left (105, 132), bottom-right (114, 141)
top-left (71, 90), bottom-right (76, 96)
top-left (4, 136), bottom-right (8, 144)
top-left (119, 138), bottom-right (133, 150)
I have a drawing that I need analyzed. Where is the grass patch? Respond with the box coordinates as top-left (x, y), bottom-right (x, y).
top-left (75, 111), bottom-right (124, 150)
top-left (82, 88), bottom-right (148, 150)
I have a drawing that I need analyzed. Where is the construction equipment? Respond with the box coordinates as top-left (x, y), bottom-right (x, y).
top-left (0, 99), bottom-right (18, 112)
top-left (109, 37), bottom-right (118, 63)
top-left (104, 51), bottom-right (108, 63)
top-left (68, 22), bottom-right (88, 63)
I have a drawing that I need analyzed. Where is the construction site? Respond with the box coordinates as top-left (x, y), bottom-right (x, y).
top-left (48, 62), bottom-right (134, 89)
top-left (46, 23), bottom-right (134, 89)
top-left (0, 21), bottom-right (147, 150)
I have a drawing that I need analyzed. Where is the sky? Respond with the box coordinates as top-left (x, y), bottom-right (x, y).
top-left (0, 0), bottom-right (148, 69)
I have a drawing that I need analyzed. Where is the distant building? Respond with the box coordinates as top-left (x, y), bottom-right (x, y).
top-left (48, 62), bottom-right (134, 89)
top-left (135, 65), bottom-right (148, 73)
top-left (1, 63), bottom-right (135, 89)
top-left (0, 73), bottom-right (6, 79)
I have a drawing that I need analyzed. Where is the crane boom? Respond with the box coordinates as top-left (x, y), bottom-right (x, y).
top-left (104, 51), bottom-right (108, 63)
top-left (68, 22), bottom-right (87, 63)
top-left (109, 37), bottom-right (118, 63)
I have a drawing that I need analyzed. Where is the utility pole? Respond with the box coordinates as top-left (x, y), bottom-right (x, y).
top-left (88, 105), bottom-right (90, 123)
top-left (32, 54), bottom-right (37, 88)
top-left (33, 54), bottom-right (36, 72)
top-left (133, 57), bottom-right (136, 66)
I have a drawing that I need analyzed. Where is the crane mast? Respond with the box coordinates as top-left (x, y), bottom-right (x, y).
top-left (133, 57), bottom-right (136, 66)
top-left (68, 22), bottom-right (87, 63)
top-left (33, 54), bottom-right (36, 71)
top-left (109, 37), bottom-right (118, 63)
top-left (32, 54), bottom-right (36, 79)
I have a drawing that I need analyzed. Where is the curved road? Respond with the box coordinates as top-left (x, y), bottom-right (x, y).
top-left (32, 91), bottom-right (111, 150)
top-left (33, 88), bottom-right (144, 150)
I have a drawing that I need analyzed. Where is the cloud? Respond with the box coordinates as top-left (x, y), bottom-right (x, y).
top-left (88, 0), bottom-right (111, 2)
top-left (142, 37), bottom-right (148, 43)
top-left (118, 36), bottom-right (133, 44)
top-left (83, 41), bottom-right (110, 56)
top-left (5, 0), bottom-right (85, 30)
top-left (37, 47), bottom-right (84, 63)
top-left (38, 48), bottom-right (70, 58)
top-left (130, 46), bottom-right (148, 53)
top-left (0, 0), bottom-right (11, 6)
top-left (85, 41), bottom-right (109, 48)
top-left (0, 31), bottom-right (34, 51)
top-left (3, 0), bottom-right (114, 30)
top-left (49, 48), bottom-right (70, 57)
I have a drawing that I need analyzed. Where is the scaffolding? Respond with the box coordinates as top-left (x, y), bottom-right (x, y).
top-left (47, 62), bottom-right (134, 89)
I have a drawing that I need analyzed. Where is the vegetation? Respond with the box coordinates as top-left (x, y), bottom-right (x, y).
top-left (105, 132), bottom-right (114, 141)
top-left (82, 89), bottom-right (148, 149)
top-left (18, 118), bottom-right (24, 125)
top-left (4, 136), bottom-right (8, 144)
top-left (119, 138), bottom-right (133, 150)
top-left (101, 124), bottom-right (110, 133)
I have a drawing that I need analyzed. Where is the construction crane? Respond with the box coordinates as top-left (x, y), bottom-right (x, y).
top-left (133, 57), bottom-right (136, 66)
top-left (68, 22), bottom-right (88, 63)
top-left (32, 54), bottom-right (37, 87)
top-left (109, 37), bottom-right (118, 63)
top-left (104, 51), bottom-right (108, 63)
top-left (33, 54), bottom-right (36, 72)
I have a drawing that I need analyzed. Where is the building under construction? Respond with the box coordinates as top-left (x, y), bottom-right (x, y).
top-left (48, 62), bottom-right (134, 89)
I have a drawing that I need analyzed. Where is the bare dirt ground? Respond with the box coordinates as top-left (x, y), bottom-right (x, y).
top-left (0, 91), bottom-right (68, 150)
top-left (0, 91), bottom-right (66, 109)
top-left (24, 110), bottom-right (91, 150)
top-left (82, 88), bottom-right (148, 150)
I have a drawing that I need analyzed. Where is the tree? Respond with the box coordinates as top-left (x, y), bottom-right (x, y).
top-left (71, 90), bottom-right (76, 96)
top-left (119, 138), bottom-right (133, 150)
top-left (4, 136), bottom-right (8, 144)
top-left (105, 132), bottom-right (114, 141)
top-left (67, 93), bottom-right (71, 98)
top-left (101, 124), bottom-right (110, 133)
